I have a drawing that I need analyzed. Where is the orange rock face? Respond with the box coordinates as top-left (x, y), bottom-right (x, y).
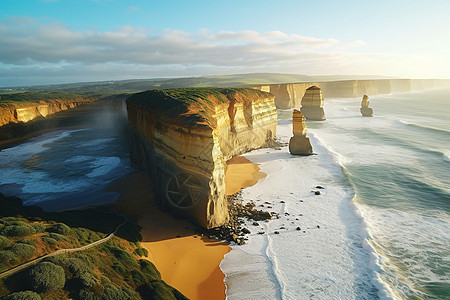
top-left (300, 86), bottom-right (326, 121)
top-left (0, 98), bottom-right (93, 127)
top-left (289, 110), bottom-right (313, 155)
top-left (126, 88), bottom-right (277, 228)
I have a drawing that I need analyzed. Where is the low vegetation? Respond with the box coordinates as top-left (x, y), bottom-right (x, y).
top-left (0, 194), bottom-right (187, 299)
top-left (0, 92), bottom-right (95, 107)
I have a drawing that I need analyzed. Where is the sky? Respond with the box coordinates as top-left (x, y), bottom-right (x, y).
top-left (1, 0), bottom-right (449, 87)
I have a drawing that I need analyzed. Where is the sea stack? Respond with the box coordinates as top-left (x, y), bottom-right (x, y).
top-left (289, 110), bottom-right (313, 155)
top-left (360, 95), bottom-right (373, 117)
top-left (300, 86), bottom-right (326, 120)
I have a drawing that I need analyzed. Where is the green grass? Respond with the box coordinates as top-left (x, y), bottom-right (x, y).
top-left (0, 92), bottom-right (94, 106)
top-left (127, 87), bottom-right (270, 128)
top-left (0, 193), bottom-right (187, 300)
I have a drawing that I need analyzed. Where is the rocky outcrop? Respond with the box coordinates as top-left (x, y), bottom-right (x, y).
top-left (300, 86), bottom-right (326, 120)
top-left (360, 95), bottom-right (373, 117)
top-left (289, 110), bottom-right (313, 155)
top-left (252, 79), bottom-right (450, 109)
top-left (126, 88), bottom-right (277, 229)
top-left (0, 99), bottom-right (93, 127)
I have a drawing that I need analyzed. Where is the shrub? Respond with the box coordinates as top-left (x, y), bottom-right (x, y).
top-left (110, 248), bottom-right (138, 268)
top-left (2, 290), bottom-right (41, 300)
top-left (79, 272), bottom-right (98, 288)
top-left (0, 235), bottom-right (10, 250)
top-left (0, 225), bottom-right (35, 237)
top-left (130, 269), bottom-right (147, 286)
top-left (140, 259), bottom-right (161, 280)
top-left (43, 255), bottom-right (69, 267)
top-left (100, 275), bottom-right (111, 285)
top-left (79, 288), bottom-right (95, 300)
top-left (17, 239), bottom-right (35, 245)
top-left (0, 262), bottom-right (7, 272)
top-left (29, 262), bottom-right (66, 292)
top-left (3, 220), bottom-right (27, 226)
top-left (0, 250), bottom-right (18, 265)
top-left (111, 261), bottom-right (126, 276)
top-left (32, 224), bottom-right (46, 233)
top-left (41, 236), bottom-right (57, 246)
top-left (48, 223), bottom-right (72, 236)
top-left (140, 280), bottom-right (184, 300)
top-left (102, 284), bottom-right (139, 300)
top-left (43, 233), bottom-right (68, 242)
top-left (68, 258), bottom-right (92, 277)
top-left (11, 243), bottom-right (36, 259)
top-left (133, 247), bottom-right (148, 257)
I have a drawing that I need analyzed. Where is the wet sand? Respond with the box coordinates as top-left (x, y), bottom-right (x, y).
top-left (110, 155), bottom-right (266, 300)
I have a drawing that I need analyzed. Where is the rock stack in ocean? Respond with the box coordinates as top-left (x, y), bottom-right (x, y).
top-left (360, 95), bottom-right (373, 117)
top-left (289, 110), bottom-right (313, 155)
top-left (300, 86), bottom-right (326, 120)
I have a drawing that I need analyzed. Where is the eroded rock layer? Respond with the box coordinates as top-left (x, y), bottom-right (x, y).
top-left (300, 86), bottom-right (326, 121)
top-left (126, 88), bottom-right (277, 228)
top-left (0, 98), bottom-right (93, 127)
top-left (360, 95), bottom-right (373, 117)
top-left (289, 110), bottom-right (313, 155)
top-left (253, 79), bottom-right (450, 109)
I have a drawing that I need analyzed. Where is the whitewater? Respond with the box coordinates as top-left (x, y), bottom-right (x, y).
top-left (222, 88), bottom-right (450, 300)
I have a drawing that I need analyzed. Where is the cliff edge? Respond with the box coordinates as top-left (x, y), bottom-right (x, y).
top-left (126, 88), bottom-right (277, 228)
top-left (0, 96), bottom-right (94, 127)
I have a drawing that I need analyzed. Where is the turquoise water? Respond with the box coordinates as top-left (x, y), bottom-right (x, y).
top-left (308, 88), bottom-right (450, 299)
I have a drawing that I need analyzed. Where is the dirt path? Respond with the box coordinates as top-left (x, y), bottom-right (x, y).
top-left (0, 220), bottom-right (127, 279)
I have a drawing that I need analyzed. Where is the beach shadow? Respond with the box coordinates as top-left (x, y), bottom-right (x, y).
top-left (110, 171), bottom-right (209, 243)
top-left (197, 263), bottom-right (227, 300)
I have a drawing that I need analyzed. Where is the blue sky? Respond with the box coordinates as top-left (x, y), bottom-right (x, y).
top-left (1, 0), bottom-right (449, 86)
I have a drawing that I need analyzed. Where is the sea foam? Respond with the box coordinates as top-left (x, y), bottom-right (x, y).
top-left (222, 121), bottom-right (379, 299)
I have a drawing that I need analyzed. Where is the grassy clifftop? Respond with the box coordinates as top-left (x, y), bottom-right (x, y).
top-left (0, 194), bottom-right (187, 300)
top-left (127, 87), bottom-right (272, 128)
top-left (0, 92), bottom-right (96, 107)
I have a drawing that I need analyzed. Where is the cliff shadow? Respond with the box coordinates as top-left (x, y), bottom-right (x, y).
top-left (109, 171), bottom-right (208, 243)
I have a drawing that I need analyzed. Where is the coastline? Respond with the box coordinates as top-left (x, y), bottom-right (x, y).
top-left (109, 158), bottom-right (266, 300)
top-left (220, 121), bottom-right (378, 299)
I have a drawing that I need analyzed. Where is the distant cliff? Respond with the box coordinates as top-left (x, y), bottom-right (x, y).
top-left (0, 95), bottom-right (94, 127)
top-left (254, 79), bottom-right (450, 109)
top-left (126, 88), bottom-right (277, 228)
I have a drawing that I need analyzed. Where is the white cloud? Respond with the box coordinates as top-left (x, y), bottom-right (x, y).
top-left (0, 16), bottom-right (447, 85)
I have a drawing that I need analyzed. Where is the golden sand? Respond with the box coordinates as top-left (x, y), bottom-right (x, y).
top-left (225, 156), bottom-right (266, 195)
top-left (110, 155), bottom-right (265, 300)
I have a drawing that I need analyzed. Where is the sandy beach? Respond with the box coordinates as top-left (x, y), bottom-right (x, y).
top-left (110, 157), bottom-right (265, 300)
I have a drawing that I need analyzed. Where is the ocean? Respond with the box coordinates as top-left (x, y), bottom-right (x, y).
top-left (222, 88), bottom-right (450, 299)
top-left (0, 89), bottom-right (448, 299)
top-left (0, 103), bottom-right (132, 211)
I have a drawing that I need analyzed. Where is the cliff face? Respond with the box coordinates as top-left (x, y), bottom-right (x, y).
top-left (253, 79), bottom-right (450, 109)
top-left (0, 98), bottom-right (93, 127)
top-left (126, 88), bottom-right (277, 228)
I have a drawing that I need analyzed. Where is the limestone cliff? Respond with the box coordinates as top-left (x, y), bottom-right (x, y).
top-left (126, 88), bottom-right (277, 229)
top-left (300, 86), bottom-right (326, 121)
top-left (289, 110), bottom-right (313, 155)
top-left (253, 79), bottom-right (447, 109)
top-left (0, 98), bottom-right (93, 127)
